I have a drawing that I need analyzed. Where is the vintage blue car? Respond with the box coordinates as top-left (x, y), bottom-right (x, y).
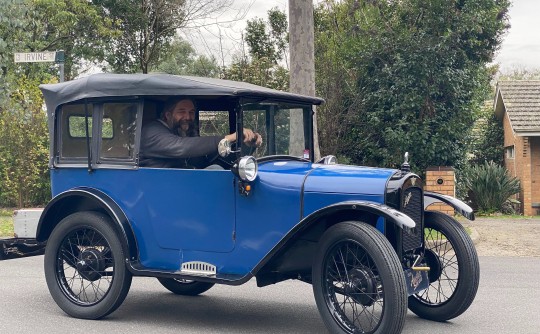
top-left (0, 73), bottom-right (479, 334)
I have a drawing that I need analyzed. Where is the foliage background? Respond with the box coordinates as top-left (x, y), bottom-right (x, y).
top-left (313, 0), bottom-right (510, 174)
top-left (0, 0), bottom-right (515, 210)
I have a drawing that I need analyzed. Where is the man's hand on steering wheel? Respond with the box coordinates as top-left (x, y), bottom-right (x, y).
top-left (224, 128), bottom-right (262, 148)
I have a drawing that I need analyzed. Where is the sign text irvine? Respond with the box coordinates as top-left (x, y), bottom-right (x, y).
top-left (14, 52), bottom-right (56, 63)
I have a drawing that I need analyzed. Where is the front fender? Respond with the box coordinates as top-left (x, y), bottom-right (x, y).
top-left (37, 187), bottom-right (139, 260)
top-left (303, 201), bottom-right (416, 229)
top-left (252, 200), bottom-right (414, 276)
top-left (424, 191), bottom-right (475, 221)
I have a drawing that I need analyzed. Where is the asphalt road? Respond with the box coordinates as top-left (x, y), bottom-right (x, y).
top-left (1, 256), bottom-right (539, 334)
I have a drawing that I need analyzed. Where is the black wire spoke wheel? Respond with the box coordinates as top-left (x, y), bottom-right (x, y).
top-left (157, 278), bottom-right (214, 296)
top-left (416, 227), bottom-right (458, 305)
top-left (408, 211), bottom-right (480, 322)
top-left (57, 227), bottom-right (114, 305)
top-left (313, 222), bottom-right (407, 334)
top-left (326, 241), bottom-right (383, 331)
top-left (44, 211), bottom-right (132, 319)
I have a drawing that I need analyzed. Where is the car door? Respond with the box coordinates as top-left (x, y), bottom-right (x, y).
top-left (141, 168), bottom-right (236, 253)
top-left (142, 106), bottom-right (237, 253)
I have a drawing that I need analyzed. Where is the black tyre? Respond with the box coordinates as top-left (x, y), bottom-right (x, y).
top-left (44, 211), bottom-right (132, 319)
top-left (408, 211), bottom-right (480, 321)
top-left (157, 278), bottom-right (214, 296)
top-left (312, 222), bottom-right (407, 334)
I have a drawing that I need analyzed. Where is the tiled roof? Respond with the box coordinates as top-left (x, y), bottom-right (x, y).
top-left (496, 81), bottom-right (540, 133)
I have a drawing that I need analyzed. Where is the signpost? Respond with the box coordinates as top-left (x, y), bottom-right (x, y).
top-left (14, 51), bottom-right (65, 82)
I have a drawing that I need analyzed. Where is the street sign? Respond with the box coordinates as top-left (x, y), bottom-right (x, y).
top-left (14, 52), bottom-right (56, 63)
top-left (14, 50), bottom-right (65, 82)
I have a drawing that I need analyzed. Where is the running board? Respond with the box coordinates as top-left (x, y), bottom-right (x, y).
top-left (128, 261), bottom-right (252, 286)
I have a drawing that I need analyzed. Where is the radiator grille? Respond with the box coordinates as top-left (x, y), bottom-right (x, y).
top-left (401, 187), bottom-right (423, 251)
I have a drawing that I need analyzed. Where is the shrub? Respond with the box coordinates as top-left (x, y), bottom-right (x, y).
top-left (462, 161), bottom-right (521, 214)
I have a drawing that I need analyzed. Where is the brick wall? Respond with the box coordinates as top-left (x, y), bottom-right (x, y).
top-left (503, 112), bottom-right (536, 215)
top-left (521, 137), bottom-right (533, 216)
top-left (425, 167), bottom-right (455, 215)
top-left (531, 138), bottom-right (540, 215)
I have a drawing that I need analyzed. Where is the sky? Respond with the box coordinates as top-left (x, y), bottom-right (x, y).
top-left (494, 0), bottom-right (540, 71)
top-left (189, 0), bottom-right (540, 72)
top-left (184, 0), bottom-right (289, 66)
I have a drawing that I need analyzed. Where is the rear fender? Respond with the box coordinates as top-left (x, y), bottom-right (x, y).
top-left (36, 187), bottom-right (138, 261)
top-left (253, 201), bottom-right (415, 286)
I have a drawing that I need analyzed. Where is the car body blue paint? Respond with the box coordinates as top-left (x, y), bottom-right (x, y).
top-left (49, 160), bottom-right (399, 275)
top-left (303, 164), bottom-right (395, 217)
top-left (304, 164), bottom-right (396, 195)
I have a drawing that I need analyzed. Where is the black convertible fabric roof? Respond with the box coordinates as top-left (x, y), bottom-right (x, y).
top-left (39, 73), bottom-right (324, 113)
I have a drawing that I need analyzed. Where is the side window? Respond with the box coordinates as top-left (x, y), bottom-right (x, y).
top-left (58, 101), bottom-right (140, 166)
top-left (99, 103), bottom-right (138, 161)
top-left (60, 104), bottom-right (94, 159)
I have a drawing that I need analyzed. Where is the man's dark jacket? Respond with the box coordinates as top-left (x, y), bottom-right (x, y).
top-left (140, 120), bottom-right (222, 168)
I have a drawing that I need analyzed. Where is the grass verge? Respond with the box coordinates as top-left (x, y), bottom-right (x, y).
top-left (0, 209), bottom-right (14, 238)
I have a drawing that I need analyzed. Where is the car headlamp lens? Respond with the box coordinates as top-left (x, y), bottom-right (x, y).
top-left (238, 156), bottom-right (258, 182)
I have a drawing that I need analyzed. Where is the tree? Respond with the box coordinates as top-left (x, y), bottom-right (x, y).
top-left (222, 7), bottom-right (289, 91)
top-left (497, 67), bottom-right (540, 81)
top-left (223, 56), bottom-right (289, 90)
top-left (245, 7), bottom-right (288, 65)
top-left (0, 0), bottom-right (25, 78)
top-left (94, 0), bottom-right (234, 74)
top-left (0, 0), bottom-right (112, 206)
top-left (313, 1), bottom-right (360, 161)
top-left (153, 37), bottom-right (219, 77)
top-left (0, 74), bottom-right (50, 207)
top-left (18, 0), bottom-right (117, 80)
top-left (314, 0), bottom-right (510, 172)
top-left (469, 103), bottom-right (504, 166)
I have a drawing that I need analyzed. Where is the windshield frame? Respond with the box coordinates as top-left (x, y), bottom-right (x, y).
top-left (238, 99), bottom-right (314, 162)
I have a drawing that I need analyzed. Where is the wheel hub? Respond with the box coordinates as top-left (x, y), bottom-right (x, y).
top-left (76, 248), bottom-right (105, 281)
top-left (345, 267), bottom-right (378, 306)
top-left (424, 249), bottom-right (443, 283)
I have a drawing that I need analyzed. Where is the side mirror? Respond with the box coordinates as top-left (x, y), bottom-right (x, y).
top-left (316, 155), bottom-right (337, 165)
top-left (218, 139), bottom-right (232, 157)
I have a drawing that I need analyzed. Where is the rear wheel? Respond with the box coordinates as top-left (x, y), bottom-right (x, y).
top-left (44, 211), bottom-right (132, 319)
top-left (157, 278), bottom-right (214, 296)
top-left (408, 211), bottom-right (480, 321)
top-left (312, 222), bottom-right (407, 334)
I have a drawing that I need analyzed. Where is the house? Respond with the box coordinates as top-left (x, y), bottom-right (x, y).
top-left (494, 80), bottom-right (540, 216)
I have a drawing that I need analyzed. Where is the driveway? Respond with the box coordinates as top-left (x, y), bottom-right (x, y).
top-left (460, 216), bottom-right (540, 257)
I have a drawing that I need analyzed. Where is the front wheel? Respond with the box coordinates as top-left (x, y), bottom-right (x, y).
top-left (157, 278), bottom-right (214, 296)
top-left (312, 222), bottom-right (407, 334)
top-left (44, 211), bottom-right (132, 319)
top-left (408, 211), bottom-right (480, 321)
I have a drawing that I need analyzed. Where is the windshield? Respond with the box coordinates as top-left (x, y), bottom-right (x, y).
top-left (241, 102), bottom-right (313, 160)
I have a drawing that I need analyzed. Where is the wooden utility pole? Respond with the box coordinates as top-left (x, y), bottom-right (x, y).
top-left (289, 0), bottom-right (320, 160)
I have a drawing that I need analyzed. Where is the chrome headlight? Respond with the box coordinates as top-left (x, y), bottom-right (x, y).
top-left (235, 156), bottom-right (258, 182)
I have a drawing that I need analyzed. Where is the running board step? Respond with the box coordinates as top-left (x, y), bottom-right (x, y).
top-left (180, 261), bottom-right (217, 276)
